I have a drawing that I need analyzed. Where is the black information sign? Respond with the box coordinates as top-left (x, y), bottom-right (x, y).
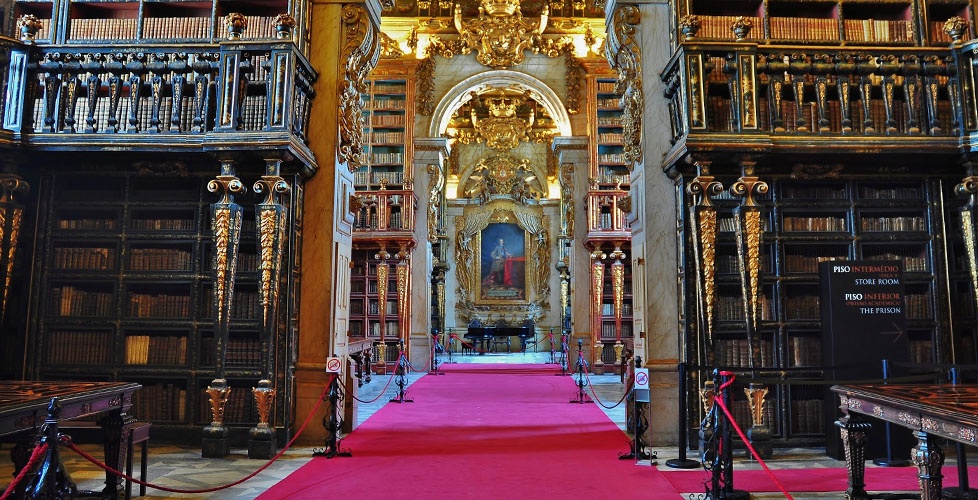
top-left (819, 260), bottom-right (911, 460)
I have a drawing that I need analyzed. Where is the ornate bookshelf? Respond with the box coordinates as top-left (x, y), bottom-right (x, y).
top-left (31, 171), bottom-right (301, 442)
top-left (675, 0), bottom-right (972, 47)
top-left (592, 77), bottom-right (629, 189)
top-left (356, 69), bottom-right (415, 192)
top-left (349, 248), bottom-right (402, 370)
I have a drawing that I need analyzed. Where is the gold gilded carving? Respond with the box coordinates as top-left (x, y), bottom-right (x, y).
top-left (224, 12), bottom-right (248, 40)
top-left (455, 216), bottom-right (475, 299)
top-left (731, 163), bottom-right (768, 368)
top-left (339, 5), bottom-right (381, 171)
top-left (417, 56), bottom-right (436, 116)
top-left (945, 16), bottom-right (968, 45)
top-left (533, 219), bottom-right (551, 301)
top-left (687, 55), bottom-right (704, 128)
top-left (745, 384), bottom-right (768, 426)
top-left (254, 167), bottom-right (290, 327)
top-left (380, 32), bottom-right (404, 59)
top-left (687, 163), bottom-right (721, 362)
top-left (679, 15), bottom-right (701, 41)
top-left (730, 16), bottom-right (753, 42)
top-left (454, 0), bottom-right (550, 69)
top-left (428, 164), bottom-right (444, 243)
top-left (606, 3), bottom-right (643, 170)
top-left (559, 162), bottom-right (574, 237)
top-left (470, 88), bottom-right (534, 150)
top-left (0, 175), bottom-right (28, 322)
top-left (461, 154), bottom-right (545, 203)
top-left (700, 381), bottom-right (716, 429)
top-left (252, 385), bottom-right (276, 428)
top-left (956, 174), bottom-right (978, 322)
top-left (565, 52), bottom-right (583, 115)
top-left (208, 165), bottom-right (245, 329)
top-left (590, 248), bottom-right (605, 343)
top-left (396, 255), bottom-right (410, 340)
top-left (206, 384), bottom-right (231, 425)
top-left (739, 55), bottom-right (756, 129)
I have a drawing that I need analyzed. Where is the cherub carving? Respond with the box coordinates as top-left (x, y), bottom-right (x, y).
top-left (454, 0), bottom-right (549, 69)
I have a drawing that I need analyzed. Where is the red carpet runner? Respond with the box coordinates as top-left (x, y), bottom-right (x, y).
top-left (258, 363), bottom-right (681, 499)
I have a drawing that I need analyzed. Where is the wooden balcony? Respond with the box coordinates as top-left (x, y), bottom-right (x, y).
top-left (0, 36), bottom-right (318, 174)
top-left (352, 188), bottom-right (418, 245)
top-left (660, 42), bottom-right (970, 175)
top-left (585, 188), bottom-right (630, 244)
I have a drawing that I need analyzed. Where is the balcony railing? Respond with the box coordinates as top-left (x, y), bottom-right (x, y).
top-left (586, 188), bottom-right (630, 237)
top-left (660, 42), bottom-right (974, 167)
top-left (1, 35), bottom-right (317, 172)
top-left (352, 189), bottom-right (418, 235)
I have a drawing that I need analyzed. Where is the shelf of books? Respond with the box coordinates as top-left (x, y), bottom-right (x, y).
top-left (685, 177), bottom-right (953, 444)
top-left (593, 78), bottom-right (629, 189)
top-left (14, 0), bottom-right (292, 44)
top-left (349, 249), bottom-right (402, 368)
top-left (356, 76), bottom-right (413, 192)
top-left (32, 170), bottom-right (299, 440)
top-left (678, 0), bottom-right (971, 47)
top-left (597, 251), bottom-right (633, 365)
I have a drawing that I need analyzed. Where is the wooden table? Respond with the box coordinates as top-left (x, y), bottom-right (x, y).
top-left (0, 381), bottom-right (141, 498)
top-left (831, 383), bottom-right (978, 499)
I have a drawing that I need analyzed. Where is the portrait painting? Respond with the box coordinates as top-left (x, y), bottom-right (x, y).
top-left (478, 222), bottom-right (526, 302)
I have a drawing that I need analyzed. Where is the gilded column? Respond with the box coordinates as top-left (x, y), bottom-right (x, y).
top-left (610, 244), bottom-right (626, 371)
top-left (0, 174), bottom-right (28, 327)
top-left (396, 245), bottom-right (411, 350)
top-left (956, 165), bottom-right (978, 364)
top-left (248, 158), bottom-right (290, 459)
top-left (203, 159), bottom-right (245, 458)
top-left (729, 160), bottom-right (772, 459)
top-left (375, 246), bottom-right (390, 374)
top-left (590, 247), bottom-right (606, 374)
top-left (686, 161), bottom-right (721, 367)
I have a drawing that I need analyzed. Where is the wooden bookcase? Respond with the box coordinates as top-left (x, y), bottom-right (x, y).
top-left (349, 248), bottom-right (402, 367)
top-left (12, 0), bottom-right (293, 45)
top-left (597, 249), bottom-right (634, 364)
top-left (684, 177), bottom-right (950, 444)
top-left (356, 76), bottom-right (414, 192)
top-left (592, 77), bottom-right (630, 190)
top-left (32, 171), bottom-right (301, 442)
top-left (677, 0), bottom-right (969, 47)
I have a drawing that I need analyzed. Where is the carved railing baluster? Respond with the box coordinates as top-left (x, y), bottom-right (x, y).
top-left (125, 53), bottom-right (145, 133)
top-left (813, 54), bottom-right (831, 133)
top-left (82, 54), bottom-right (102, 133)
top-left (146, 53), bottom-right (166, 133)
top-left (835, 54), bottom-right (855, 134)
top-left (902, 55), bottom-right (922, 135)
top-left (61, 54), bottom-right (81, 133)
top-left (39, 53), bottom-right (61, 133)
top-left (105, 53), bottom-right (125, 133)
top-left (789, 53), bottom-right (810, 132)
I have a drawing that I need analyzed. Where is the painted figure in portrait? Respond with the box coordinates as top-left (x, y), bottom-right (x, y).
top-left (480, 222), bottom-right (526, 301)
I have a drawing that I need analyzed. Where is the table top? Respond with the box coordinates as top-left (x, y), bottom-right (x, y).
top-left (831, 383), bottom-right (978, 444)
top-left (0, 381), bottom-right (141, 437)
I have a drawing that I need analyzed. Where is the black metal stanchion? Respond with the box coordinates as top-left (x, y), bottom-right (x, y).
top-left (873, 359), bottom-right (911, 467)
top-left (667, 361), bottom-right (700, 469)
top-left (569, 339), bottom-right (592, 404)
top-left (556, 332), bottom-right (569, 376)
top-left (390, 342), bottom-right (414, 403)
top-left (446, 330), bottom-right (458, 364)
top-left (25, 398), bottom-right (75, 499)
top-left (312, 374), bottom-right (351, 458)
top-left (430, 330), bottom-right (445, 375)
top-left (620, 356), bottom-right (655, 463)
top-left (549, 328), bottom-right (557, 364)
top-left (707, 370), bottom-right (749, 500)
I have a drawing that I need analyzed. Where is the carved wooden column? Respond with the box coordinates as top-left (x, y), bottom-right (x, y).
top-left (202, 159), bottom-right (245, 458)
top-left (249, 158), bottom-right (290, 459)
top-left (375, 246), bottom-right (391, 374)
top-left (686, 161), bottom-right (721, 368)
top-left (396, 245), bottom-right (411, 352)
top-left (0, 174), bottom-right (28, 328)
top-left (956, 164), bottom-right (978, 361)
top-left (590, 246), bottom-right (606, 374)
top-left (730, 159), bottom-right (772, 459)
top-left (609, 244), bottom-right (626, 372)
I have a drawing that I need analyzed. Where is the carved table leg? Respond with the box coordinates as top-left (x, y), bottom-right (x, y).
top-left (912, 430), bottom-right (945, 500)
top-left (837, 410), bottom-right (872, 500)
top-left (98, 408), bottom-right (135, 498)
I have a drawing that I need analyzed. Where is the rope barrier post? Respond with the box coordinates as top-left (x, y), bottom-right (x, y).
top-left (569, 338), bottom-right (592, 404)
top-left (25, 398), bottom-right (75, 499)
top-left (556, 331), bottom-right (569, 376)
top-left (447, 330), bottom-right (458, 364)
top-left (707, 370), bottom-right (749, 500)
top-left (549, 328), bottom-right (556, 365)
top-left (430, 329), bottom-right (446, 375)
top-left (667, 361), bottom-right (700, 469)
top-left (620, 356), bottom-right (653, 463)
top-left (390, 341), bottom-right (414, 403)
top-left (313, 373), bottom-right (352, 459)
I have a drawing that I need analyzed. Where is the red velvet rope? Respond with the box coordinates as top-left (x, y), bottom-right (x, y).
top-left (0, 441), bottom-right (49, 500)
top-left (580, 359), bottom-right (630, 410)
top-left (352, 354), bottom-right (403, 404)
top-left (64, 374), bottom-right (336, 495)
top-left (714, 371), bottom-right (795, 500)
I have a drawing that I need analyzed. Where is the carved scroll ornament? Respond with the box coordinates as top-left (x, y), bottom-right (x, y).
top-left (339, 4), bottom-right (382, 172)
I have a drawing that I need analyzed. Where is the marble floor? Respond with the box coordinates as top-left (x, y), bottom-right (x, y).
top-left (0, 351), bottom-right (932, 499)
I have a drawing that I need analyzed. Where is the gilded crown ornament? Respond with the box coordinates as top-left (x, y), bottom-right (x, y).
top-left (273, 13), bottom-right (296, 39)
top-left (944, 16), bottom-right (968, 46)
top-left (679, 15), bottom-right (701, 41)
top-left (224, 13), bottom-right (248, 40)
top-left (454, 0), bottom-right (550, 68)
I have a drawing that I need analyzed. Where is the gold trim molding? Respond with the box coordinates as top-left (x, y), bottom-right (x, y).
top-left (339, 4), bottom-right (382, 172)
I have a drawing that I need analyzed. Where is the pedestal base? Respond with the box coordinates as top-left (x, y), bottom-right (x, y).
top-left (201, 425), bottom-right (229, 458)
top-left (709, 489), bottom-right (750, 500)
top-left (747, 425), bottom-right (773, 460)
top-left (248, 426), bottom-right (277, 459)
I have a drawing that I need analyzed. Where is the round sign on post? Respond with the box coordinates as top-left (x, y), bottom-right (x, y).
top-left (326, 357), bottom-right (342, 373)
top-left (634, 369), bottom-right (649, 390)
